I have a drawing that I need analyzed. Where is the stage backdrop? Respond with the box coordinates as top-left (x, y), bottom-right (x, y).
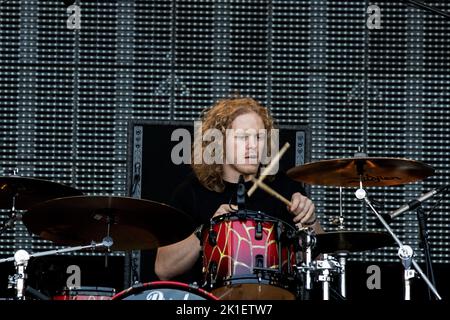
top-left (0, 0), bottom-right (449, 298)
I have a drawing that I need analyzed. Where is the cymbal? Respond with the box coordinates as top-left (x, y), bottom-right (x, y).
top-left (0, 176), bottom-right (83, 210)
top-left (287, 157), bottom-right (434, 187)
top-left (314, 231), bottom-right (393, 254)
top-left (23, 196), bottom-right (195, 251)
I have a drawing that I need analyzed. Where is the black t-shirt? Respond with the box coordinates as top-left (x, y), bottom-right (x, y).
top-left (169, 171), bottom-right (307, 284)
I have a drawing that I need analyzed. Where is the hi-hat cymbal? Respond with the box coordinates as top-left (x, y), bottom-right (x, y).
top-left (23, 196), bottom-right (195, 251)
top-left (314, 231), bottom-right (393, 254)
top-left (0, 176), bottom-right (83, 210)
top-left (287, 157), bottom-right (434, 187)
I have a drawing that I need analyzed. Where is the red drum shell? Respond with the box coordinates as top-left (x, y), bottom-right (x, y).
top-left (202, 213), bottom-right (298, 300)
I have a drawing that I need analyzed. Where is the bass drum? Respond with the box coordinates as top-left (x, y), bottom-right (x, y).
top-left (112, 281), bottom-right (218, 300)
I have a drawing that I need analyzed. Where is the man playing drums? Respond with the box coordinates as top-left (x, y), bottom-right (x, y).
top-left (155, 96), bottom-right (323, 297)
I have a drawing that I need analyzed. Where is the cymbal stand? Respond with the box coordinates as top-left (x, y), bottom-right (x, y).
top-left (0, 193), bottom-right (22, 236)
top-left (313, 254), bottom-right (341, 300)
top-left (94, 209), bottom-right (115, 268)
top-left (337, 187), bottom-right (348, 298)
top-left (328, 188), bottom-right (347, 298)
top-left (336, 252), bottom-right (347, 298)
top-left (11, 250), bottom-right (29, 299)
top-left (329, 187), bottom-right (346, 229)
top-left (398, 244), bottom-right (415, 300)
top-left (0, 237), bottom-right (113, 300)
top-left (1, 171), bottom-right (24, 235)
top-left (338, 187), bottom-right (345, 230)
top-left (355, 184), bottom-right (441, 300)
top-left (297, 227), bottom-right (316, 292)
top-left (104, 214), bottom-right (113, 268)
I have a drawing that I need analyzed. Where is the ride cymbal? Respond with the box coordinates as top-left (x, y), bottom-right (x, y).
top-left (288, 157), bottom-right (434, 187)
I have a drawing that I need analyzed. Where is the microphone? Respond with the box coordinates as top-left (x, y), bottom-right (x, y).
top-left (236, 175), bottom-right (246, 218)
top-left (390, 185), bottom-right (448, 220)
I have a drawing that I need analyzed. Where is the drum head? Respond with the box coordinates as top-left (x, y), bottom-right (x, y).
top-left (112, 281), bottom-right (218, 300)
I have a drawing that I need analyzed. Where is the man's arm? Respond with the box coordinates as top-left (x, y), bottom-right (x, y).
top-left (155, 203), bottom-right (236, 280)
top-left (155, 233), bottom-right (201, 280)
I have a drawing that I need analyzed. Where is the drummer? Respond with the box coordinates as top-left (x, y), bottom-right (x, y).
top-left (155, 96), bottom-right (323, 283)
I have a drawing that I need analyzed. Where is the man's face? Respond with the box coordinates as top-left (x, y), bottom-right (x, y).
top-left (224, 112), bottom-right (266, 177)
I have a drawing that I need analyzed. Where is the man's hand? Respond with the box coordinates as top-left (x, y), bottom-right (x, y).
top-left (212, 204), bottom-right (238, 219)
top-left (288, 192), bottom-right (316, 226)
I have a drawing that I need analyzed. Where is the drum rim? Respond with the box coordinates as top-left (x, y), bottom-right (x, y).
top-left (112, 281), bottom-right (219, 300)
top-left (54, 286), bottom-right (116, 298)
top-left (59, 286), bottom-right (116, 292)
top-left (208, 211), bottom-right (296, 231)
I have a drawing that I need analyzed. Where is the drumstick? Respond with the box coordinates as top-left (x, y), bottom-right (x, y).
top-left (250, 177), bottom-right (292, 208)
top-left (247, 142), bottom-right (290, 197)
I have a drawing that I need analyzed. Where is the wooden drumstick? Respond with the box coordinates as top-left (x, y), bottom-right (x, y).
top-left (247, 142), bottom-right (290, 197)
top-left (250, 177), bottom-right (292, 208)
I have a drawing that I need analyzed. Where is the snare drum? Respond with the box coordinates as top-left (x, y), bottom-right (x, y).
top-left (112, 281), bottom-right (218, 300)
top-left (53, 286), bottom-right (115, 300)
top-left (202, 211), bottom-right (299, 300)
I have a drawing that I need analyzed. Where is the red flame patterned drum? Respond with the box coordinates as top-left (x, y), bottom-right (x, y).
top-left (202, 212), bottom-right (299, 300)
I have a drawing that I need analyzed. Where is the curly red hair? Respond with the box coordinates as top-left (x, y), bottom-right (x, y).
top-left (192, 97), bottom-right (275, 192)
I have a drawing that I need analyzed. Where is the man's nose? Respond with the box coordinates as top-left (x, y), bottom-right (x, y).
top-left (247, 135), bottom-right (258, 149)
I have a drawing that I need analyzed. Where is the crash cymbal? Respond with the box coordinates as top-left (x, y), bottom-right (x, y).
top-left (23, 196), bottom-right (195, 251)
top-left (0, 176), bottom-right (83, 210)
top-left (314, 231), bottom-right (393, 254)
top-left (287, 157), bottom-right (434, 187)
